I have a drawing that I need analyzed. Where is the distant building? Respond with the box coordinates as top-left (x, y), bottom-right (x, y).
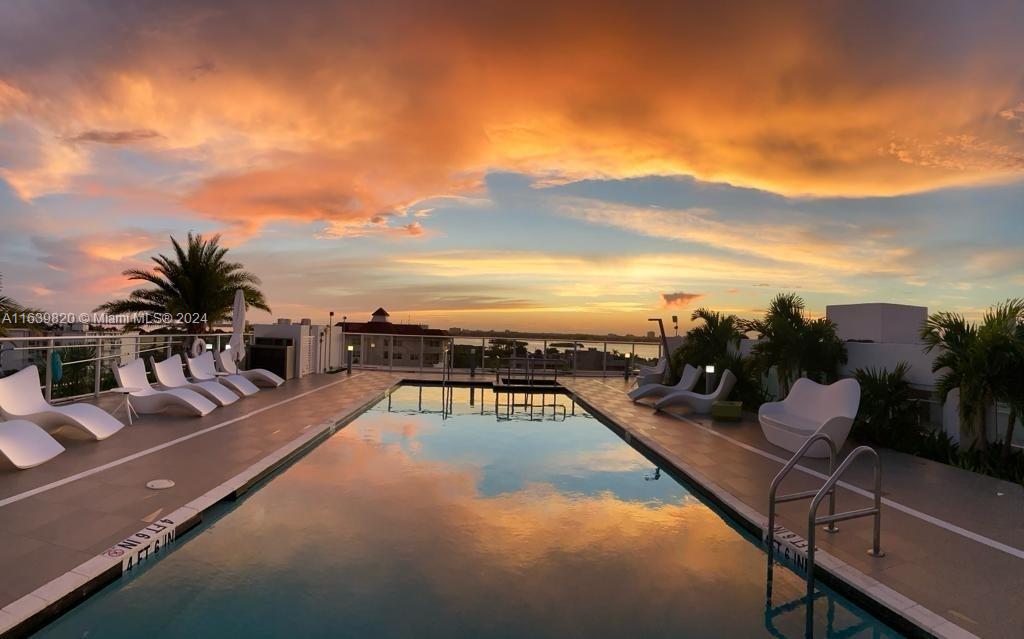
top-left (336, 308), bottom-right (448, 366)
top-left (826, 303), bottom-right (927, 344)
top-left (646, 331), bottom-right (656, 339)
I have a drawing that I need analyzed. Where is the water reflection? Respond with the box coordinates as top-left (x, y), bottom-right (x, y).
top-left (38, 386), bottom-right (899, 639)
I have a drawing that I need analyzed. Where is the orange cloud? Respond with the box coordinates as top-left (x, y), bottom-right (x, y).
top-left (1, 0), bottom-right (1022, 236)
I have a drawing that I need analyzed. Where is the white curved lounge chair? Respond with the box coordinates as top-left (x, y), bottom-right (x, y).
top-left (217, 349), bottom-right (284, 388)
top-left (188, 352), bottom-right (259, 397)
top-left (635, 357), bottom-right (668, 387)
top-left (629, 364), bottom-right (702, 402)
top-left (114, 359), bottom-right (217, 417)
top-left (0, 419), bottom-right (65, 469)
top-left (0, 366), bottom-right (125, 440)
top-left (758, 378), bottom-right (860, 458)
top-left (654, 370), bottom-right (737, 414)
top-left (151, 355), bottom-right (239, 406)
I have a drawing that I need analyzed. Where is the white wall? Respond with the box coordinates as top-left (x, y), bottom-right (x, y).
top-left (826, 303), bottom-right (927, 344)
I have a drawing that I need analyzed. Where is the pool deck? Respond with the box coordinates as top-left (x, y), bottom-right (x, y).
top-left (0, 370), bottom-right (1021, 638)
top-left (561, 377), bottom-right (1023, 639)
top-left (0, 370), bottom-right (400, 637)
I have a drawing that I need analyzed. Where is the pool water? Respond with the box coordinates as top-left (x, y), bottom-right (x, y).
top-left (38, 386), bottom-right (901, 638)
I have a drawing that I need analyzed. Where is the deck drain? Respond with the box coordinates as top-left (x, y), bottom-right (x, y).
top-left (146, 479), bottom-right (175, 490)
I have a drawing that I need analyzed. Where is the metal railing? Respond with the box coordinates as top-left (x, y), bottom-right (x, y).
top-left (805, 446), bottom-right (884, 596)
top-left (766, 433), bottom-right (839, 561)
top-left (0, 332), bottom-right (252, 403)
top-left (335, 331), bottom-right (663, 378)
top-left (765, 435), bottom-right (885, 613)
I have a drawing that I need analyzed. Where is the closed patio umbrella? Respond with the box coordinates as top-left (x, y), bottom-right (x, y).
top-left (228, 289), bottom-right (246, 363)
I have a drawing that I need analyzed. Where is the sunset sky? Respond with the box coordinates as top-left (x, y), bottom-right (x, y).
top-left (1, 0), bottom-right (1023, 333)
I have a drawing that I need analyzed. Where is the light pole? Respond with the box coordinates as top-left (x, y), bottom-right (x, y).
top-left (328, 311), bottom-right (334, 370)
top-left (705, 364), bottom-right (715, 395)
top-left (346, 345), bottom-right (354, 374)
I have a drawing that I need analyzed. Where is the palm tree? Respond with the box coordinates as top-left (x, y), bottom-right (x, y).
top-left (0, 273), bottom-right (43, 336)
top-left (921, 311), bottom-right (990, 451)
top-left (677, 307), bottom-right (744, 365)
top-left (95, 233), bottom-right (270, 335)
top-left (743, 293), bottom-right (846, 397)
top-left (977, 299), bottom-right (1024, 458)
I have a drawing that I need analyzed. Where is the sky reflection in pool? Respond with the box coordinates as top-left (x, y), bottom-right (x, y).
top-left (38, 386), bottom-right (901, 638)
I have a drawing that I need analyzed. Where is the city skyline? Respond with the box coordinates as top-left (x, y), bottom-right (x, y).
top-left (1, 1), bottom-right (1023, 334)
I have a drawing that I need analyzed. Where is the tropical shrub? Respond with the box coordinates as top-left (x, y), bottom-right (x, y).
top-left (921, 298), bottom-right (1024, 453)
top-left (852, 362), bottom-right (920, 449)
top-left (743, 293), bottom-right (847, 397)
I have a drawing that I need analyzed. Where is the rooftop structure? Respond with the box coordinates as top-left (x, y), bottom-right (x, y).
top-left (825, 302), bottom-right (927, 344)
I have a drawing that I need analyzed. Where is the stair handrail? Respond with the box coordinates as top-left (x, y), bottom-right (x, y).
top-left (766, 432), bottom-right (838, 560)
top-left (805, 445), bottom-right (884, 597)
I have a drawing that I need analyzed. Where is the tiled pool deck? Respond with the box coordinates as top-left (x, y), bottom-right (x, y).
top-left (0, 370), bottom-right (400, 637)
top-left (562, 377), bottom-right (1023, 639)
top-left (0, 371), bottom-right (1021, 638)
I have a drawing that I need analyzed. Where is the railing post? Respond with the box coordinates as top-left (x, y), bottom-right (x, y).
top-left (572, 342), bottom-right (577, 377)
top-left (93, 337), bottom-right (102, 398)
top-left (602, 342), bottom-right (607, 377)
top-left (480, 338), bottom-right (486, 370)
top-left (44, 338), bottom-right (54, 402)
top-left (388, 335), bottom-right (394, 373)
top-left (419, 336), bottom-right (424, 374)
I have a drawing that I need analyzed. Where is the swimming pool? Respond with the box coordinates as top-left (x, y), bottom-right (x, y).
top-left (37, 385), bottom-right (901, 638)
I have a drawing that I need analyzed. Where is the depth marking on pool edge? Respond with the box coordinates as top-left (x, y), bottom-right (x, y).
top-left (0, 372), bottom-right (373, 509)
top-left (611, 392), bottom-right (1024, 562)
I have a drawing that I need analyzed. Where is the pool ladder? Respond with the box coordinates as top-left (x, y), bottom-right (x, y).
top-left (766, 433), bottom-right (884, 599)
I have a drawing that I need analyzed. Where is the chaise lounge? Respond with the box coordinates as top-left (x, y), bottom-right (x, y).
top-left (629, 364), bottom-right (702, 402)
top-left (758, 378), bottom-right (860, 458)
top-left (0, 419), bottom-right (66, 469)
top-left (0, 365), bottom-right (125, 440)
top-left (114, 358), bottom-right (218, 417)
top-left (151, 355), bottom-right (240, 406)
top-left (654, 369), bottom-right (737, 414)
top-left (217, 349), bottom-right (285, 387)
top-left (188, 352), bottom-right (260, 397)
top-left (635, 357), bottom-right (668, 387)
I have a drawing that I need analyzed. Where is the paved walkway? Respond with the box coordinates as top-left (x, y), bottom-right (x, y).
top-left (562, 377), bottom-right (1024, 639)
top-left (0, 371), bottom-right (398, 620)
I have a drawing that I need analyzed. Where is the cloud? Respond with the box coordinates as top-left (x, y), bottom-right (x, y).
top-left (67, 129), bottom-right (162, 145)
top-left (660, 292), bottom-right (704, 308)
top-left (1, 0), bottom-right (1023, 235)
top-left (562, 201), bottom-right (914, 276)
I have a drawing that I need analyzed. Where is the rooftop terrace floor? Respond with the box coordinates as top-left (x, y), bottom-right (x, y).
top-left (0, 371), bottom-right (1021, 638)
top-left (562, 377), bottom-right (1023, 639)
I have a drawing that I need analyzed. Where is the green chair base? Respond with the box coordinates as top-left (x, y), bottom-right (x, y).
top-left (712, 400), bottom-right (743, 421)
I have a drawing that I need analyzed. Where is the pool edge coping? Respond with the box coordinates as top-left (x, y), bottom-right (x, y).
top-left (0, 380), bottom-right (400, 639)
top-left (567, 390), bottom-right (980, 639)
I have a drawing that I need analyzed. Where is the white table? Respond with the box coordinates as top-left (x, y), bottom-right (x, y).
top-left (109, 387), bottom-right (141, 425)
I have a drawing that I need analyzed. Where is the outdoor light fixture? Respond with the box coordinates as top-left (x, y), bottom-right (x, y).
top-left (705, 365), bottom-right (715, 374)
top-left (346, 344), bottom-right (354, 374)
top-left (705, 364), bottom-right (715, 394)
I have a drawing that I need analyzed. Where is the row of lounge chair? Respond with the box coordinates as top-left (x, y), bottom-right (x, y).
top-left (629, 363), bottom-right (737, 412)
top-left (0, 350), bottom-right (285, 470)
top-left (628, 358), bottom-right (860, 458)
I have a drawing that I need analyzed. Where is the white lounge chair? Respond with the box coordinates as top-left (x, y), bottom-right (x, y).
top-left (0, 366), bottom-right (125, 440)
top-left (654, 370), bottom-right (737, 414)
top-left (758, 378), bottom-right (860, 458)
top-left (635, 357), bottom-right (668, 387)
top-left (151, 355), bottom-right (239, 406)
top-left (0, 419), bottom-right (66, 469)
top-left (187, 352), bottom-right (259, 397)
top-left (629, 364), bottom-right (702, 402)
top-left (216, 349), bottom-right (284, 387)
top-left (114, 358), bottom-right (217, 417)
